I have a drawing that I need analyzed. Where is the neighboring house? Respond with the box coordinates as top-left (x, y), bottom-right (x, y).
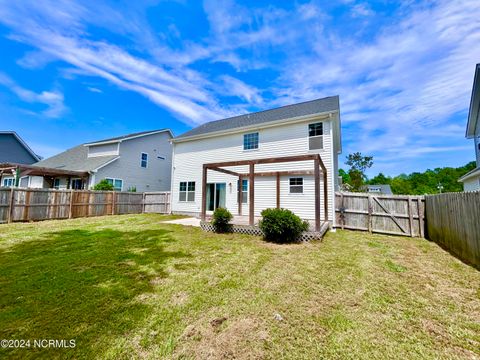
top-left (459, 63), bottom-right (480, 191)
top-left (365, 184), bottom-right (393, 195)
top-left (0, 129), bottom-right (173, 191)
top-left (0, 131), bottom-right (40, 164)
top-left (171, 96), bottom-right (341, 228)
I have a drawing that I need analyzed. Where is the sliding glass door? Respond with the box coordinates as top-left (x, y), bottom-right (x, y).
top-left (206, 183), bottom-right (226, 211)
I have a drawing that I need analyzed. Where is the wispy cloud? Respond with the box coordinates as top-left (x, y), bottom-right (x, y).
top-left (0, 72), bottom-right (67, 118)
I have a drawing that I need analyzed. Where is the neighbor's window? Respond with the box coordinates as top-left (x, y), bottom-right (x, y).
top-left (2, 178), bottom-right (14, 187)
top-left (289, 178), bottom-right (303, 193)
top-left (106, 178), bottom-right (123, 191)
top-left (53, 178), bottom-right (60, 189)
top-left (308, 122), bottom-right (323, 150)
top-left (141, 153), bottom-right (148, 168)
top-left (179, 181), bottom-right (195, 202)
top-left (71, 178), bottom-right (83, 190)
top-left (238, 179), bottom-right (248, 203)
top-left (243, 132), bottom-right (259, 150)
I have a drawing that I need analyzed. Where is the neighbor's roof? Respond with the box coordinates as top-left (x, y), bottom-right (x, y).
top-left (366, 184), bottom-right (393, 194)
top-left (33, 145), bottom-right (118, 172)
top-left (84, 129), bottom-right (173, 146)
top-left (174, 96), bottom-right (340, 140)
top-left (466, 63), bottom-right (480, 138)
top-left (458, 166), bottom-right (480, 182)
top-left (0, 131), bottom-right (41, 161)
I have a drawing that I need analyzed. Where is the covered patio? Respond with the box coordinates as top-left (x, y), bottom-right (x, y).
top-left (201, 154), bottom-right (329, 232)
top-left (0, 162), bottom-right (89, 189)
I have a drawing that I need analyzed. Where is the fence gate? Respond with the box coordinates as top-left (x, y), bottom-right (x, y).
top-left (335, 192), bottom-right (425, 237)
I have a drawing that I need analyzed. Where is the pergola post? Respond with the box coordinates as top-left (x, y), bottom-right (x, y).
top-left (201, 165), bottom-right (207, 221)
top-left (276, 172), bottom-right (280, 209)
top-left (249, 162), bottom-right (254, 226)
top-left (323, 170), bottom-right (328, 222)
top-left (314, 158), bottom-right (321, 231)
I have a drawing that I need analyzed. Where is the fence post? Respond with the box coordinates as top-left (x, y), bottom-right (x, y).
top-left (418, 198), bottom-right (424, 238)
top-left (142, 192), bottom-right (146, 214)
top-left (340, 192), bottom-right (345, 230)
top-left (367, 195), bottom-right (373, 233)
top-left (7, 187), bottom-right (15, 223)
top-left (68, 190), bottom-right (74, 219)
top-left (111, 191), bottom-right (116, 215)
top-left (408, 196), bottom-right (414, 237)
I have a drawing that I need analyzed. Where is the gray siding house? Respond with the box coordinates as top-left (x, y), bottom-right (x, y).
top-left (0, 131), bottom-right (40, 165)
top-left (25, 129), bottom-right (173, 191)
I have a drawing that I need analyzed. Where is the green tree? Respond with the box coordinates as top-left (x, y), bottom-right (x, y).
top-left (93, 179), bottom-right (114, 191)
top-left (345, 152), bottom-right (373, 191)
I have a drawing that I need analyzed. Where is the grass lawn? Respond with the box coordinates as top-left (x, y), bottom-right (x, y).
top-left (0, 214), bottom-right (479, 359)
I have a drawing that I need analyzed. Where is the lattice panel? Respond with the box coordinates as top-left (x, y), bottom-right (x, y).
top-left (200, 221), bottom-right (327, 241)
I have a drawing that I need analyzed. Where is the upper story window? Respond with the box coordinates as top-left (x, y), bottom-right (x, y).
top-left (289, 177), bottom-right (303, 193)
top-left (243, 132), bottom-right (259, 150)
top-left (179, 181), bottom-right (195, 202)
top-left (308, 122), bottom-right (323, 150)
top-left (141, 153), bottom-right (148, 168)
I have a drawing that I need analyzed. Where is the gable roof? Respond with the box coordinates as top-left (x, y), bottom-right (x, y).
top-left (366, 184), bottom-right (393, 194)
top-left (466, 63), bottom-right (480, 138)
top-left (84, 129), bottom-right (173, 146)
top-left (458, 166), bottom-right (480, 182)
top-left (0, 131), bottom-right (41, 162)
top-left (174, 96), bottom-right (340, 141)
top-left (33, 145), bottom-right (119, 172)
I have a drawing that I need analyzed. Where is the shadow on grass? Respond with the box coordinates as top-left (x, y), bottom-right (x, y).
top-left (0, 228), bottom-right (190, 359)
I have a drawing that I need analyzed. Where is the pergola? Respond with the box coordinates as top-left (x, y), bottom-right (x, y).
top-left (201, 154), bottom-right (328, 231)
top-left (0, 163), bottom-right (89, 188)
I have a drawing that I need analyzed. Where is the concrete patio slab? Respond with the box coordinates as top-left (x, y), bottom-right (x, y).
top-left (162, 217), bottom-right (201, 227)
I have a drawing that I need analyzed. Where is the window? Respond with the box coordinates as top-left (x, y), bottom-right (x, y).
top-left (289, 178), bottom-right (303, 193)
top-left (308, 122), bottom-right (323, 150)
top-left (71, 178), bottom-right (83, 190)
top-left (238, 179), bottom-right (248, 203)
top-left (2, 178), bottom-right (14, 187)
top-left (179, 181), bottom-right (195, 202)
top-left (141, 153), bottom-right (148, 168)
top-left (53, 178), bottom-right (60, 189)
top-left (106, 178), bottom-right (123, 191)
top-left (243, 132), bottom-right (259, 150)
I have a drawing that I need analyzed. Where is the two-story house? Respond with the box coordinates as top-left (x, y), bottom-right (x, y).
top-left (7, 129), bottom-right (173, 191)
top-left (0, 131), bottom-right (40, 167)
top-left (459, 64), bottom-right (480, 191)
top-left (171, 96), bottom-right (341, 229)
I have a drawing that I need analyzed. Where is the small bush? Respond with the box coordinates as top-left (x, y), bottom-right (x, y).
top-left (127, 186), bottom-right (137, 192)
top-left (259, 208), bottom-right (309, 243)
top-left (93, 179), bottom-right (114, 191)
top-left (212, 207), bottom-right (233, 233)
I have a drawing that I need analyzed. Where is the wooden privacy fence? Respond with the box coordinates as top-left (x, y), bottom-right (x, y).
top-left (425, 192), bottom-right (480, 268)
top-left (0, 188), bottom-right (171, 223)
top-left (335, 192), bottom-right (425, 237)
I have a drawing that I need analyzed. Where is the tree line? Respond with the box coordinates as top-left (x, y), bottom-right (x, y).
top-left (339, 152), bottom-right (476, 195)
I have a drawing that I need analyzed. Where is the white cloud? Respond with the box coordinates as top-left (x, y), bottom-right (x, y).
top-left (87, 87), bottom-right (102, 93)
top-left (0, 72), bottom-right (67, 118)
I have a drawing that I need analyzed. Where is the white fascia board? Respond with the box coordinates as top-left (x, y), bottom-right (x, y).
top-left (172, 111), bottom-right (339, 143)
top-left (83, 129), bottom-right (173, 147)
top-left (91, 156), bottom-right (120, 173)
top-left (458, 167), bottom-right (480, 182)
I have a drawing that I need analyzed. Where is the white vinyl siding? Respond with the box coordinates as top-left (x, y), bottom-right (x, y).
top-left (87, 143), bottom-right (119, 157)
top-left (463, 175), bottom-right (480, 192)
top-left (171, 116), bottom-right (337, 221)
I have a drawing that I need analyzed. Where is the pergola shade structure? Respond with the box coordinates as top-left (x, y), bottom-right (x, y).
top-left (0, 163), bottom-right (89, 188)
top-left (201, 154), bottom-right (328, 231)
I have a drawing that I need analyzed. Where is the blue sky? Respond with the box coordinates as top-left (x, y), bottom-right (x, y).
top-left (0, 0), bottom-right (478, 176)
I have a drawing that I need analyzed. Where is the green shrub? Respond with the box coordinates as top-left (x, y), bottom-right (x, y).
top-left (127, 186), bottom-right (137, 192)
top-left (259, 208), bottom-right (309, 243)
top-left (93, 179), bottom-right (114, 191)
top-left (212, 207), bottom-right (233, 233)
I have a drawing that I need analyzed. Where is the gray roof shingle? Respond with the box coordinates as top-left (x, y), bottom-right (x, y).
top-left (175, 96), bottom-right (339, 139)
top-left (33, 145), bottom-right (118, 172)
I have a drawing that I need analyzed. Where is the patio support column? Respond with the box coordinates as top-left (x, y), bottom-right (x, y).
top-left (314, 158), bottom-right (321, 232)
top-left (249, 162), bottom-right (254, 226)
top-left (201, 165), bottom-right (207, 221)
top-left (276, 172), bottom-right (280, 209)
top-left (238, 176), bottom-right (243, 216)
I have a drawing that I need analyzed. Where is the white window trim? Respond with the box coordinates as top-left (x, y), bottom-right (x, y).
top-left (243, 132), bottom-right (259, 151)
top-left (2, 176), bottom-right (14, 187)
top-left (179, 181), bottom-right (195, 202)
top-left (105, 177), bottom-right (123, 191)
top-left (307, 121), bottom-right (325, 152)
top-left (141, 152), bottom-right (149, 168)
top-left (289, 177), bottom-right (304, 194)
